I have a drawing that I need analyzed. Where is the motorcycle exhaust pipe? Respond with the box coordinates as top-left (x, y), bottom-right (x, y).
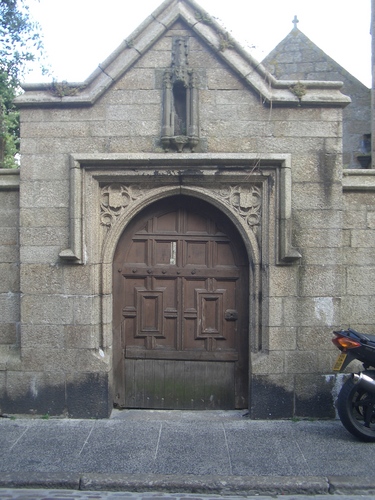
top-left (352, 373), bottom-right (375, 394)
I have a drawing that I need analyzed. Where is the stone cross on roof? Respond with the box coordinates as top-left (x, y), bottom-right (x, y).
top-left (292, 15), bottom-right (299, 29)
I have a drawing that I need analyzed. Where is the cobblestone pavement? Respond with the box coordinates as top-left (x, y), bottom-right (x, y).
top-left (2, 491), bottom-right (375, 500)
top-left (1, 492), bottom-right (375, 500)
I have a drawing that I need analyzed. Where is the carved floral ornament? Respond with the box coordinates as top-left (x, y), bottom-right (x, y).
top-left (100, 184), bottom-right (143, 227)
top-left (100, 183), bottom-right (262, 238)
top-left (218, 185), bottom-right (262, 236)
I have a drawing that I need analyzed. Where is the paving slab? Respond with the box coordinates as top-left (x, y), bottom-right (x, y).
top-left (0, 410), bottom-right (375, 496)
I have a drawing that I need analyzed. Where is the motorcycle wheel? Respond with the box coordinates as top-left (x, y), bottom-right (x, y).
top-left (337, 375), bottom-right (375, 442)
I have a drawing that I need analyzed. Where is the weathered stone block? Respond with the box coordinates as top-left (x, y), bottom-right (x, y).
top-left (298, 297), bottom-right (340, 327)
top-left (116, 68), bottom-right (156, 90)
top-left (0, 190), bottom-right (19, 209)
top-left (341, 296), bottom-right (375, 325)
top-left (268, 326), bottom-right (297, 351)
top-left (20, 208), bottom-right (68, 228)
top-left (251, 351), bottom-right (284, 375)
top-left (1, 227), bottom-right (18, 246)
top-left (346, 266), bottom-right (375, 296)
top-left (295, 209), bottom-right (341, 229)
top-left (21, 324), bottom-right (64, 348)
top-left (0, 293), bottom-right (19, 323)
top-left (134, 48), bottom-right (171, 68)
top-left (299, 265), bottom-right (341, 297)
top-left (0, 263), bottom-right (19, 293)
top-left (0, 324), bottom-right (17, 345)
top-left (102, 294), bottom-right (113, 327)
top-left (105, 119), bottom-right (159, 137)
top-left (282, 297), bottom-right (300, 327)
top-left (301, 247), bottom-right (340, 266)
top-left (63, 264), bottom-right (100, 295)
top-left (21, 347), bottom-right (67, 371)
top-left (66, 372), bottom-right (111, 418)
top-left (0, 245), bottom-right (19, 267)
top-left (292, 182), bottom-right (342, 211)
top-left (294, 228), bottom-right (341, 249)
top-left (268, 266), bottom-right (298, 297)
top-left (21, 226), bottom-right (67, 247)
top-left (343, 209), bottom-right (366, 229)
top-left (366, 211), bottom-right (375, 229)
top-left (2, 371), bottom-right (66, 416)
top-left (295, 374), bottom-right (335, 418)
top-left (21, 294), bottom-right (74, 325)
top-left (205, 136), bottom-right (257, 153)
top-left (267, 297), bottom-right (283, 327)
top-left (343, 247), bottom-right (375, 266)
top-left (341, 228), bottom-right (351, 247)
top-left (73, 295), bottom-right (101, 326)
top-left (285, 350), bottom-right (320, 374)
top-left (107, 104), bottom-right (160, 122)
top-left (291, 157), bottom-right (330, 184)
top-left (20, 154), bottom-right (70, 182)
top-left (21, 120), bottom-right (90, 139)
top-left (351, 229), bottom-right (375, 248)
top-left (318, 350), bottom-right (340, 373)
top-left (250, 374), bottom-right (294, 419)
top-left (64, 325), bottom-right (100, 349)
top-left (20, 180), bottom-right (69, 209)
top-left (20, 245), bottom-right (62, 264)
top-left (296, 327), bottom-right (335, 351)
top-left (21, 264), bottom-right (63, 294)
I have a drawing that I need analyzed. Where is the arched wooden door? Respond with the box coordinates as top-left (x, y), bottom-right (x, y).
top-left (113, 196), bottom-right (249, 409)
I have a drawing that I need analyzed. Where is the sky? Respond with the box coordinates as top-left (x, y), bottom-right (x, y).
top-left (24, 0), bottom-right (372, 88)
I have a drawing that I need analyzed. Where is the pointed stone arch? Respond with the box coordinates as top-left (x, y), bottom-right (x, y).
top-left (110, 192), bottom-right (255, 409)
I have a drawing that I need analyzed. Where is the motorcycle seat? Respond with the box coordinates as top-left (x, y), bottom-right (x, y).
top-left (349, 328), bottom-right (375, 346)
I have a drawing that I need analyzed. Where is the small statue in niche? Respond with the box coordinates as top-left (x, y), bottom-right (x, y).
top-left (173, 81), bottom-right (187, 135)
top-left (161, 37), bottom-right (199, 152)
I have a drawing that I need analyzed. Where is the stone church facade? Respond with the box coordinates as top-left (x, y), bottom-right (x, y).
top-left (0, 0), bottom-right (374, 418)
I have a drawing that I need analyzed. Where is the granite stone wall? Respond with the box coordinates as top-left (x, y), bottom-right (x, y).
top-left (0, 0), bottom-right (357, 418)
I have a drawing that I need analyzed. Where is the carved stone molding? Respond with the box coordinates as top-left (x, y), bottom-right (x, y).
top-left (60, 153), bottom-right (301, 267)
top-left (100, 184), bottom-right (143, 227)
top-left (217, 185), bottom-right (262, 239)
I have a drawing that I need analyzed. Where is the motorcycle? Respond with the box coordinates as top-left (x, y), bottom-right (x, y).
top-left (332, 328), bottom-right (375, 441)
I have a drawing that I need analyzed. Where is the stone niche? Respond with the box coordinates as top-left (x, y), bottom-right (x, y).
top-left (161, 37), bottom-right (200, 152)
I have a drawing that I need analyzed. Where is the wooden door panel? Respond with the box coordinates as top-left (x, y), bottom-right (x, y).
top-left (184, 240), bottom-right (209, 266)
top-left (123, 277), bottom-right (178, 351)
top-left (214, 241), bottom-right (236, 267)
top-left (125, 359), bottom-right (235, 409)
top-left (126, 238), bottom-right (148, 264)
top-left (154, 211), bottom-right (179, 233)
top-left (113, 196), bottom-right (248, 410)
top-left (185, 210), bottom-right (210, 234)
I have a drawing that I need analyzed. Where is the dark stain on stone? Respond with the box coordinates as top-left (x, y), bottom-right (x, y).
top-left (1, 373), bottom-right (111, 419)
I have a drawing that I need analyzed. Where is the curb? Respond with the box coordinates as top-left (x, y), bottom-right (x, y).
top-left (80, 474), bottom-right (328, 495)
top-left (0, 473), bottom-right (375, 496)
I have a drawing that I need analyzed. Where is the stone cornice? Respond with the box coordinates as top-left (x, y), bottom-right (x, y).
top-left (342, 169), bottom-right (375, 191)
top-left (0, 169), bottom-right (20, 190)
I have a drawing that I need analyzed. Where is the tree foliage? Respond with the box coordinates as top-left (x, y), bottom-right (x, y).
top-left (0, 0), bottom-right (44, 167)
